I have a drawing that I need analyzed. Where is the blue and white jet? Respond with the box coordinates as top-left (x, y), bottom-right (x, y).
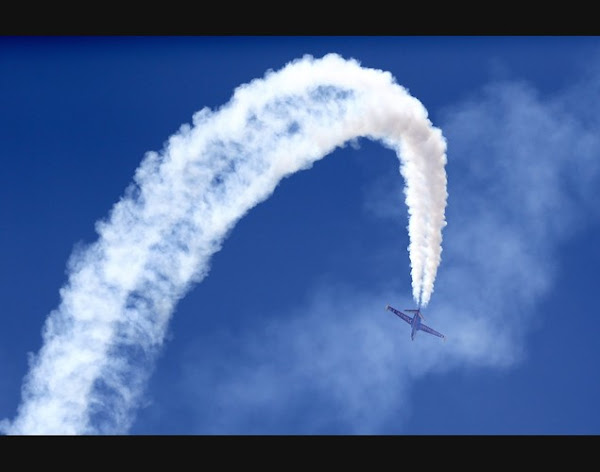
top-left (385, 305), bottom-right (446, 341)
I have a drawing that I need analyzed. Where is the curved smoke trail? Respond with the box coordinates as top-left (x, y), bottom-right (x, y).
top-left (1, 53), bottom-right (447, 434)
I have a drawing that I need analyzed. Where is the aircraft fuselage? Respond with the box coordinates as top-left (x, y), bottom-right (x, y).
top-left (411, 313), bottom-right (421, 340)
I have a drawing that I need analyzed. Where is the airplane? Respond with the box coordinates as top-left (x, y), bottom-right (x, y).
top-left (385, 305), bottom-right (446, 341)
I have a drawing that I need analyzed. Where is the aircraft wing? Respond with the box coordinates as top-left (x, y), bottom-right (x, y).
top-left (419, 323), bottom-right (446, 340)
top-left (386, 305), bottom-right (413, 325)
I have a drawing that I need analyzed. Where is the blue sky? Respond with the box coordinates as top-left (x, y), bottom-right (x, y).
top-left (1, 36), bottom-right (600, 435)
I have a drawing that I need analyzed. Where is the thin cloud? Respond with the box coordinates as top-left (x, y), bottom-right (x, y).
top-left (164, 70), bottom-right (600, 434)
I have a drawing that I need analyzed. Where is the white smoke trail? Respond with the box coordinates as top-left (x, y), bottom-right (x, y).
top-left (1, 53), bottom-right (447, 435)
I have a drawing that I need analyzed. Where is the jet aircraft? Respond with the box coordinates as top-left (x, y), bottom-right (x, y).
top-left (385, 305), bottom-right (446, 341)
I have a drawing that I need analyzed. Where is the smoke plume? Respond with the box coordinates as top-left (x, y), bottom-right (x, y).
top-left (1, 53), bottom-right (447, 434)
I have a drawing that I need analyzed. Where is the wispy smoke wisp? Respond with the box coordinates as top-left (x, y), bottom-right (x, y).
top-left (1, 54), bottom-right (447, 434)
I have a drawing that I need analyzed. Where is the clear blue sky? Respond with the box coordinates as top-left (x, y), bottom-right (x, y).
top-left (1, 36), bottom-right (600, 435)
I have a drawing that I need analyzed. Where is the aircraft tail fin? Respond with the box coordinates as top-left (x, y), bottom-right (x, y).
top-left (406, 309), bottom-right (425, 320)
